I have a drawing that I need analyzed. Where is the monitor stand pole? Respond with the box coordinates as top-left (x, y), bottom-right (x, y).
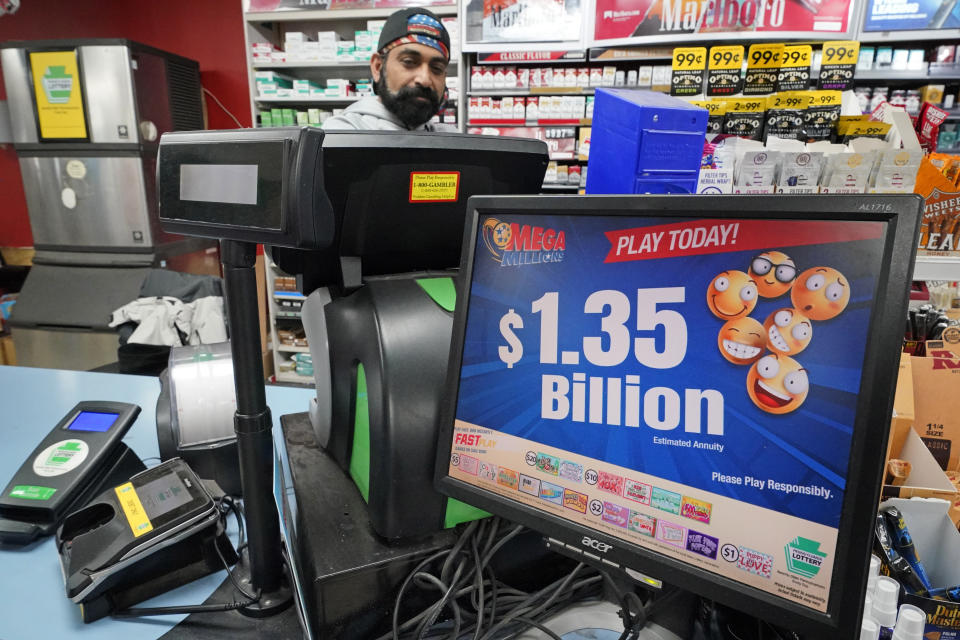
top-left (221, 239), bottom-right (292, 617)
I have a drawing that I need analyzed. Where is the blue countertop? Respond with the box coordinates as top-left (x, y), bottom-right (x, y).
top-left (0, 366), bottom-right (314, 640)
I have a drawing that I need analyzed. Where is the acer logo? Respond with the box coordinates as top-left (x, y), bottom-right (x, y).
top-left (582, 536), bottom-right (612, 553)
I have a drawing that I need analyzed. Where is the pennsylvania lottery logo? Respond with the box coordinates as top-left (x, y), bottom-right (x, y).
top-left (784, 537), bottom-right (827, 578)
top-left (481, 218), bottom-right (566, 267)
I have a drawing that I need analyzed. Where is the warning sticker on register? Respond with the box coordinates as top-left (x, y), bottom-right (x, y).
top-left (409, 172), bottom-right (460, 203)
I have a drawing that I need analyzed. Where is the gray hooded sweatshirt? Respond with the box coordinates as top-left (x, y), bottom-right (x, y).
top-left (322, 95), bottom-right (456, 131)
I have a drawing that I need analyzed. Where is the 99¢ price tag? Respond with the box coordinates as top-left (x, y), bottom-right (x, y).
top-left (671, 47), bottom-right (706, 97)
top-left (708, 45), bottom-right (743, 97)
top-left (777, 45), bottom-right (812, 92)
top-left (744, 43), bottom-right (783, 95)
top-left (818, 41), bottom-right (859, 92)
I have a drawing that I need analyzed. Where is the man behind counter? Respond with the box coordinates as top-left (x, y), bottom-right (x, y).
top-left (322, 8), bottom-right (454, 131)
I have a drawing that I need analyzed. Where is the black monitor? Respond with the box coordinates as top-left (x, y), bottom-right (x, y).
top-left (435, 194), bottom-right (922, 639)
top-left (275, 130), bottom-right (549, 291)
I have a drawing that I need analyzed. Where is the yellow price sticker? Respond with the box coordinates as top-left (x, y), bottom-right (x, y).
top-left (729, 97), bottom-right (767, 113)
top-left (747, 43), bottom-right (784, 70)
top-left (841, 121), bottom-right (891, 136)
top-left (781, 45), bottom-right (812, 68)
top-left (769, 92), bottom-right (805, 109)
top-left (691, 100), bottom-right (726, 115)
top-left (673, 47), bottom-right (707, 71)
top-left (808, 90), bottom-right (841, 106)
top-left (708, 46), bottom-right (744, 71)
top-left (822, 41), bottom-right (859, 66)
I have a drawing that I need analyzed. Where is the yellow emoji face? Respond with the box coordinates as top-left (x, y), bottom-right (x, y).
top-left (717, 317), bottom-right (766, 365)
top-left (746, 353), bottom-right (809, 414)
top-left (748, 251), bottom-right (797, 298)
top-left (763, 308), bottom-right (812, 356)
top-left (707, 270), bottom-right (758, 320)
top-left (791, 267), bottom-right (850, 321)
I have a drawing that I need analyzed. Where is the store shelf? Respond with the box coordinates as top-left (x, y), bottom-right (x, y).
top-left (254, 59), bottom-right (457, 69)
top-left (856, 64), bottom-right (960, 82)
top-left (914, 254), bottom-right (960, 281)
top-left (274, 292), bottom-right (306, 301)
top-left (859, 29), bottom-right (960, 43)
top-left (277, 344), bottom-right (311, 353)
top-left (542, 183), bottom-right (581, 190)
top-left (855, 69), bottom-right (931, 81)
top-left (276, 370), bottom-right (315, 384)
top-left (253, 61), bottom-right (371, 69)
top-left (256, 95), bottom-right (362, 103)
top-left (246, 5), bottom-right (456, 23)
top-left (467, 88), bottom-right (595, 97)
top-left (467, 119), bottom-right (591, 127)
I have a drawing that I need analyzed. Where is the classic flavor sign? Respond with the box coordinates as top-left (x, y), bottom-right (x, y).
top-left (594, 0), bottom-right (854, 42)
top-left (451, 213), bottom-right (886, 612)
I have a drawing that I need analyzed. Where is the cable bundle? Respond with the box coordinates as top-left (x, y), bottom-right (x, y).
top-left (377, 516), bottom-right (667, 640)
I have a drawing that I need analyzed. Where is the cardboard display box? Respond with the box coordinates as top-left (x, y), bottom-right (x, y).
top-left (912, 353), bottom-right (960, 472)
top-left (887, 353), bottom-right (915, 465)
top-left (878, 497), bottom-right (960, 638)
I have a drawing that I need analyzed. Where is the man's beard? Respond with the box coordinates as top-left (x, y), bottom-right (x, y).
top-left (376, 75), bottom-right (442, 129)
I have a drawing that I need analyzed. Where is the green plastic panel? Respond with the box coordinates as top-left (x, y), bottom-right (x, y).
top-left (444, 498), bottom-right (490, 529)
top-left (348, 363), bottom-right (371, 503)
top-left (415, 277), bottom-right (456, 312)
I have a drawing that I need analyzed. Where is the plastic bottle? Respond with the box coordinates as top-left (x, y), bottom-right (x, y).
top-left (873, 576), bottom-right (901, 640)
top-left (864, 591), bottom-right (875, 625)
top-left (867, 554), bottom-right (882, 596)
top-left (891, 604), bottom-right (926, 640)
top-left (861, 618), bottom-right (880, 640)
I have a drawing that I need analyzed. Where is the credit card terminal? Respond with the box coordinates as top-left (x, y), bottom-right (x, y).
top-left (57, 458), bottom-right (230, 622)
top-left (0, 401), bottom-right (144, 544)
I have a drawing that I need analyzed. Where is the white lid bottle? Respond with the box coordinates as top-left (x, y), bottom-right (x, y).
top-left (891, 604), bottom-right (926, 640)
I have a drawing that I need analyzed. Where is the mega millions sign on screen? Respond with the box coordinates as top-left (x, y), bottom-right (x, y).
top-left (594, 0), bottom-right (853, 42)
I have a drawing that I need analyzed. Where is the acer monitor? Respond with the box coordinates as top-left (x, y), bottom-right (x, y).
top-left (435, 193), bottom-right (922, 639)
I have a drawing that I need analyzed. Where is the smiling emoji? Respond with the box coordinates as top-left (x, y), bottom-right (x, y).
top-left (746, 353), bottom-right (809, 414)
top-left (748, 251), bottom-right (797, 298)
top-left (707, 270), bottom-right (758, 320)
top-left (791, 267), bottom-right (850, 321)
top-left (763, 308), bottom-right (812, 356)
top-left (718, 317), bottom-right (766, 365)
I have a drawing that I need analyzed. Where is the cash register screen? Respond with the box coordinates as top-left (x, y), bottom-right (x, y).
top-left (67, 411), bottom-right (118, 432)
top-left (437, 195), bottom-right (920, 637)
top-left (137, 474), bottom-right (193, 520)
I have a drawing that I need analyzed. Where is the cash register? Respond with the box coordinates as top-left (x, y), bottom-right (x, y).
top-left (159, 128), bottom-right (549, 540)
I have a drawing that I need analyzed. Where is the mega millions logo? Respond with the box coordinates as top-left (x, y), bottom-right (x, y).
top-left (481, 218), bottom-right (566, 267)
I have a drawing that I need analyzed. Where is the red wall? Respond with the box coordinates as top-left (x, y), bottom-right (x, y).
top-left (0, 0), bottom-right (251, 248)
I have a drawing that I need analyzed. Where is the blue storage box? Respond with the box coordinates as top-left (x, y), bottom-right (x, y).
top-left (586, 89), bottom-right (708, 195)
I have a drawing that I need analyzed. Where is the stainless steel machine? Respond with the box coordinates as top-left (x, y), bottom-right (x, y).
top-left (1, 39), bottom-right (210, 369)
